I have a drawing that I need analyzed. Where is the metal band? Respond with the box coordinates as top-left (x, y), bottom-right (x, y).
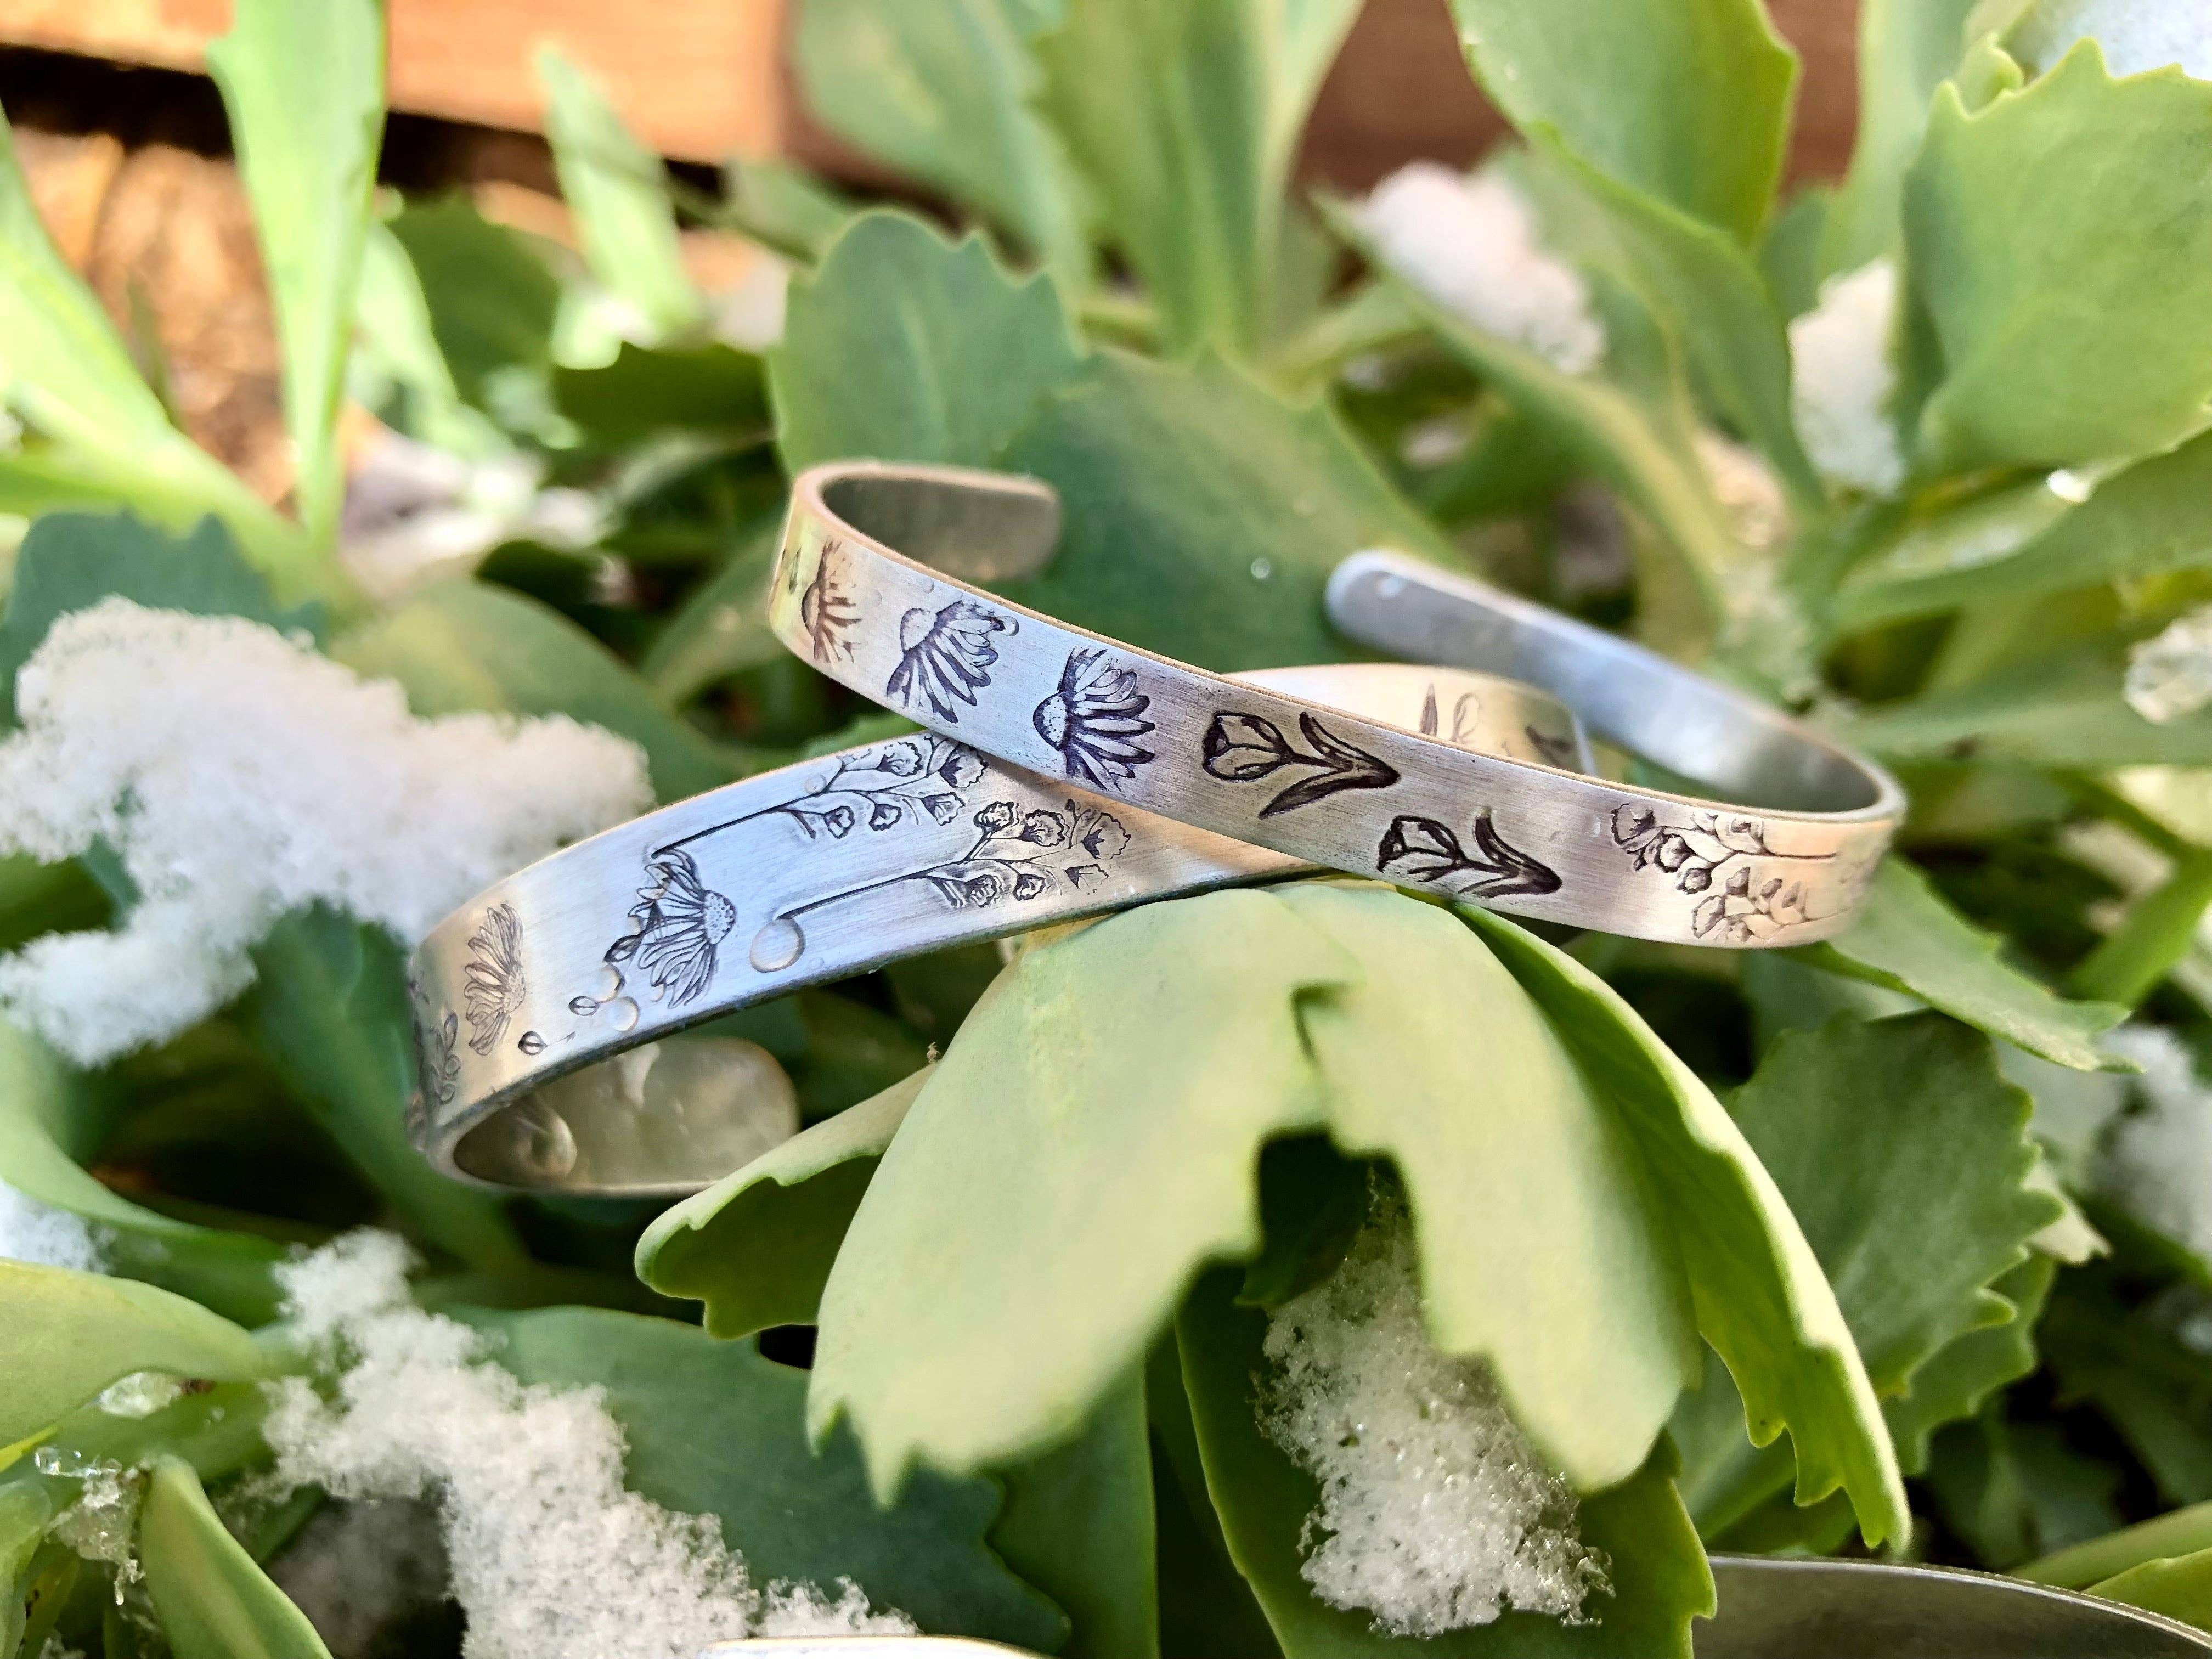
top-left (774, 461), bottom-right (1902, 951)
top-left (406, 663), bottom-right (1587, 1195)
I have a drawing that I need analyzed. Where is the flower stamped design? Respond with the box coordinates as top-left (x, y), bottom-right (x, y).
top-left (1376, 811), bottom-right (1560, 899)
top-left (1033, 648), bottom-right (1156, 791)
top-left (1610, 804), bottom-right (1835, 941)
top-left (462, 904), bottom-right (527, 1055)
top-left (799, 540), bottom-right (859, 664)
top-left (1204, 710), bottom-right (1401, 818)
top-left (885, 598), bottom-right (1015, 723)
top-left (605, 849), bottom-right (738, 1007)
top-left (409, 977), bottom-right (461, 1108)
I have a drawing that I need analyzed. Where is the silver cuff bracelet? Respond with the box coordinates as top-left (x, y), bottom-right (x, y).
top-left (405, 662), bottom-right (1587, 1195)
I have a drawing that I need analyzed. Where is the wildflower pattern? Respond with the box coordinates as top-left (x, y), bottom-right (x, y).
top-left (604, 850), bottom-right (740, 1007)
top-left (1203, 710), bottom-right (1400, 817)
top-left (1375, 811), bottom-right (1560, 899)
top-left (1032, 648), bottom-right (1156, 791)
top-left (1609, 804), bottom-right (1832, 941)
top-left (799, 540), bottom-right (860, 664)
top-left (462, 904), bottom-right (527, 1054)
top-left (885, 597), bottom-right (1015, 723)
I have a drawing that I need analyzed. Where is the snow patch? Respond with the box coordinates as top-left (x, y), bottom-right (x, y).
top-left (2125, 605), bottom-right (2212, 724)
top-left (2011, 1), bottom-right (2212, 79)
top-left (2101, 1026), bottom-right (2212, 1263)
top-left (1257, 1196), bottom-right (1607, 1637)
top-left (0, 600), bottom-right (652, 1064)
top-left (263, 1232), bottom-right (911, 1659)
top-left (0, 1180), bottom-right (101, 1270)
top-left (1353, 163), bottom-right (1606, 375)
top-left (1789, 259), bottom-right (1906, 496)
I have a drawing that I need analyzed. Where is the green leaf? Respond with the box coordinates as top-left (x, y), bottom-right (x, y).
top-left (0, 1482), bottom-right (53, 1658)
top-left (1276, 884), bottom-right (1696, 1492)
top-left (771, 210), bottom-right (1086, 473)
top-left (719, 156), bottom-right (860, 262)
top-left (1805, 860), bottom-right (2126, 1070)
top-left (537, 46), bottom-right (707, 342)
top-left (1884, 1251), bottom-right (2055, 1474)
top-left (1460, 907), bottom-right (1910, 1547)
top-left (383, 198), bottom-right (562, 407)
top-left (2025, 1500), bottom-right (2212, 1589)
top-left (1923, 1407), bottom-right (2124, 1570)
top-left (0, 1262), bottom-right (270, 1447)
top-left (1733, 1014), bottom-right (2061, 1398)
top-left (353, 218), bottom-right (499, 458)
top-left (551, 341), bottom-right (767, 450)
top-left (328, 577), bottom-right (745, 801)
top-left (1034, 0), bottom-right (1361, 353)
top-left (1174, 1268), bottom-right (1713, 1657)
top-left (461, 1305), bottom-right (1070, 1651)
top-left (2092, 1548), bottom-right (2212, 1634)
top-left (1446, 0), bottom-right (1798, 244)
top-left (139, 1457), bottom-right (334, 1659)
top-left (0, 1018), bottom-right (285, 1325)
top-left (637, 1066), bottom-right (926, 1335)
top-left (207, 0), bottom-right (386, 549)
top-left (807, 888), bottom-right (1355, 1498)
top-left (638, 518), bottom-right (783, 704)
top-left (1522, 140), bottom-right (1822, 503)
top-left (2042, 1268), bottom-right (2212, 1509)
top-left (793, 0), bottom-right (1090, 285)
top-left (242, 906), bottom-right (527, 1274)
top-left (1903, 41), bottom-right (2212, 474)
top-left (998, 352), bottom-right (1459, 670)
top-left (1848, 645), bottom-right (2212, 769)
top-left (988, 1363), bottom-right (1159, 1659)
top-left (1821, 0), bottom-right (1982, 273)
top-left (0, 512), bottom-right (313, 729)
top-left (1833, 431), bottom-right (2212, 629)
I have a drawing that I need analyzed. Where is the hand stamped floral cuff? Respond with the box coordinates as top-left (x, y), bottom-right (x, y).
top-left (405, 661), bottom-right (1586, 1195)
top-left (774, 462), bottom-right (1903, 953)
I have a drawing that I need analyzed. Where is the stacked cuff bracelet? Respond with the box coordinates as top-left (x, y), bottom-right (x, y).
top-left (773, 461), bottom-right (1901, 952)
top-left (407, 662), bottom-right (1588, 1194)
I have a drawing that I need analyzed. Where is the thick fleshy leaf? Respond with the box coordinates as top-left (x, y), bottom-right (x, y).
top-left (383, 198), bottom-right (562, 408)
top-left (1460, 908), bottom-right (1909, 1547)
top-left (1446, 0), bottom-right (1797, 244)
top-left (637, 1066), bottom-right (927, 1336)
top-left (1174, 1268), bottom-right (1714, 1658)
top-left (0, 106), bottom-right (293, 577)
top-left (2042, 1268), bottom-right (2212, 1509)
top-left (771, 211), bottom-right (1086, 474)
top-left (242, 907), bottom-right (528, 1275)
top-left (461, 1306), bottom-right (1069, 1651)
top-left (807, 889), bottom-right (1354, 1497)
top-left (0, 1018), bottom-right (285, 1325)
top-left (0, 1483), bottom-right (52, 1658)
top-left (551, 342), bottom-right (768, 451)
top-left (988, 1364), bottom-right (1159, 1659)
top-left (1904, 41), bottom-right (2212, 474)
top-left (1806, 860), bottom-right (2126, 1070)
top-left (1848, 647), bottom-right (2212, 771)
top-left (328, 577), bottom-right (746, 802)
top-left (0, 512), bottom-right (314, 729)
top-left (0, 1261), bottom-right (271, 1447)
top-left (1034, 0), bottom-right (1361, 353)
top-left (998, 352), bottom-right (1459, 670)
top-left (2026, 1501), bottom-right (2212, 1591)
top-left (1275, 883), bottom-right (1697, 1491)
top-left (1820, 0), bottom-right (1981, 273)
top-left (794, 0), bottom-right (1090, 285)
top-left (1884, 1252), bottom-right (2056, 1475)
top-left (1523, 142), bottom-right (1820, 501)
top-left (207, 0), bottom-right (385, 548)
top-left (139, 1457), bottom-right (334, 1659)
top-left (2092, 1548), bottom-right (2212, 1634)
top-left (537, 46), bottom-right (706, 342)
top-left (1832, 430), bottom-right (2212, 629)
top-left (1923, 1407), bottom-right (2124, 1571)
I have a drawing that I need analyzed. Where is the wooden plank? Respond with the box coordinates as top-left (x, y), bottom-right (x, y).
top-left (0, 0), bottom-right (787, 163)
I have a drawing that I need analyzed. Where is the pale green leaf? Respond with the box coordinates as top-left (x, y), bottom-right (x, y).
top-left (1175, 1270), bottom-right (1713, 1658)
top-left (1277, 883), bottom-right (1697, 1491)
top-left (0, 1017), bottom-right (285, 1325)
top-left (537, 46), bottom-right (707, 342)
top-left (1833, 430), bottom-right (2212, 628)
top-left (2027, 1499), bottom-right (2212, 1589)
top-left (352, 218), bottom-right (499, 458)
top-left (328, 577), bottom-right (747, 802)
top-left (639, 519), bottom-right (785, 703)
top-left (1904, 41), bottom-right (2212, 473)
top-left (207, 0), bottom-right (386, 548)
top-left (1461, 907), bottom-right (1910, 1547)
top-left (794, 0), bottom-right (1090, 285)
top-left (1807, 859), bottom-right (2127, 1069)
top-left (1447, 0), bottom-right (1798, 244)
top-left (719, 156), bottom-right (860, 262)
top-left (2092, 1547), bottom-right (2212, 1634)
top-left (637, 1065), bottom-right (927, 1335)
top-left (139, 1457), bottom-right (334, 1659)
top-left (1035, 0), bottom-right (1362, 352)
top-left (1821, 0), bottom-right (1982, 273)
top-left (0, 1483), bottom-right (53, 1659)
top-left (383, 197), bottom-right (561, 407)
top-left (1521, 139), bottom-right (1821, 502)
top-left (1846, 646), bottom-right (2212, 770)
top-left (0, 1262), bottom-right (271, 1448)
top-left (770, 210), bottom-right (1086, 474)
top-left (461, 1305), bottom-right (1070, 1650)
top-left (806, 888), bottom-right (1355, 1498)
